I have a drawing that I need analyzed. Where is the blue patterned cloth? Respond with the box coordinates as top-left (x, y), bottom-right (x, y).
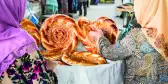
top-left (140, 42), bottom-right (155, 54)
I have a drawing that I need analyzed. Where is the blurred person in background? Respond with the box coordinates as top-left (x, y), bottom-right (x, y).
top-left (78, 0), bottom-right (87, 16)
top-left (41, 0), bottom-right (46, 15)
top-left (0, 0), bottom-right (57, 83)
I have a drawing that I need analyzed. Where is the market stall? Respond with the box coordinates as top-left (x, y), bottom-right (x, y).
top-left (38, 14), bottom-right (124, 84)
top-left (116, 4), bottom-right (134, 28)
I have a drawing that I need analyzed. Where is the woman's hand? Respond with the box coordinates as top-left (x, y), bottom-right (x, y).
top-left (89, 29), bottom-right (104, 43)
top-left (46, 59), bottom-right (56, 70)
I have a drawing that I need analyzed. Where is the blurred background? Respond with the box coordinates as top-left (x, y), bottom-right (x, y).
top-left (26, 0), bottom-right (135, 31)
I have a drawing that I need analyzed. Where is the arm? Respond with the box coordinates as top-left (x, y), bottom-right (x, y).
top-left (89, 29), bottom-right (134, 61)
top-left (98, 36), bottom-right (132, 61)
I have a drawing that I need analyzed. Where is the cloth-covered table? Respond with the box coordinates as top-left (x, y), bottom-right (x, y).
top-left (54, 60), bottom-right (124, 84)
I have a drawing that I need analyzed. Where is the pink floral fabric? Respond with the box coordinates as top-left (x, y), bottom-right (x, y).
top-left (0, 51), bottom-right (57, 84)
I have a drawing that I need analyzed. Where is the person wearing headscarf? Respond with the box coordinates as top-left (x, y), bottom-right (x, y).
top-left (0, 0), bottom-right (57, 83)
top-left (89, 0), bottom-right (168, 83)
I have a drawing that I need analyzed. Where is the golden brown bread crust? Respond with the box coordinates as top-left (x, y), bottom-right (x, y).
top-left (21, 18), bottom-right (41, 46)
top-left (40, 50), bottom-right (62, 61)
top-left (57, 61), bottom-right (69, 65)
top-left (77, 17), bottom-right (118, 54)
top-left (40, 16), bottom-right (115, 64)
top-left (92, 17), bottom-right (118, 44)
top-left (61, 51), bottom-right (107, 66)
top-left (40, 14), bottom-right (78, 53)
top-left (77, 17), bottom-right (98, 54)
top-left (62, 54), bottom-right (96, 66)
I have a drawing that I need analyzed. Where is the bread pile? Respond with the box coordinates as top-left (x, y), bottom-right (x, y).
top-left (22, 14), bottom-right (118, 66)
top-left (76, 17), bottom-right (118, 54)
top-left (92, 17), bottom-right (118, 44)
top-left (40, 14), bottom-right (78, 53)
top-left (41, 50), bottom-right (107, 66)
top-left (21, 18), bottom-right (41, 46)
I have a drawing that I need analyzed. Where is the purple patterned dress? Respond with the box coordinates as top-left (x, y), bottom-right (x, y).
top-left (0, 51), bottom-right (57, 84)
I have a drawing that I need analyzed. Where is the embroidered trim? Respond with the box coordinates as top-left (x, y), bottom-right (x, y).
top-left (145, 28), bottom-right (168, 58)
top-left (163, 43), bottom-right (168, 57)
top-left (146, 28), bottom-right (157, 38)
top-left (154, 34), bottom-right (165, 48)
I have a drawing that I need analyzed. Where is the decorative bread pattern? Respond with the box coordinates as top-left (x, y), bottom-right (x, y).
top-left (92, 17), bottom-right (118, 44)
top-left (40, 14), bottom-right (78, 53)
top-left (21, 18), bottom-right (41, 46)
top-left (39, 16), bottom-right (115, 66)
top-left (77, 17), bottom-right (98, 53)
top-left (40, 50), bottom-right (62, 61)
top-left (77, 17), bottom-right (118, 54)
top-left (61, 51), bottom-right (107, 66)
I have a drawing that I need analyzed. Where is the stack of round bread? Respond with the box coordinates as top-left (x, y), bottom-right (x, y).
top-left (40, 14), bottom-right (78, 53)
top-left (40, 14), bottom-right (107, 66)
top-left (21, 18), bottom-right (41, 46)
top-left (40, 14), bottom-right (79, 64)
top-left (41, 50), bottom-right (107, 66)
top-left (39, 14), bottom-right (119, 66)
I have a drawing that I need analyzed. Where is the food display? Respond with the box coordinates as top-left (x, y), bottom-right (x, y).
top-left (21, 18), bottom-right (41, 46)
top-left (39, 14), bottom-right (118, 66)
top-left (40, 14), bottom-right (78, 53)
top-left (41, 50), bottom-right (107, 66)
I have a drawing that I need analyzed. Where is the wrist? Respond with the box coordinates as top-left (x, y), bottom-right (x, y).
top-left (96, 36), bottom-right (104, 49)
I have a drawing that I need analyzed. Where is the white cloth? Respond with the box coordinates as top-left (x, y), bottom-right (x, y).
top-left (114, 0), bottom-right (122, 16)
top-left (54, 60), bottom-right (124, 84)
top-left (123, 0), bottom-right (131, 4)
top-left (115, 0), bottom-right (122, 6)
